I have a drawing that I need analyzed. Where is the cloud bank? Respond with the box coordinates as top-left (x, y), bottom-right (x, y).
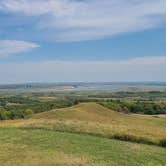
top-left (0, 40), bottom-right (40, 57)
top-left (0, 56), bottom-right (165, 84)
top-left (0, 0), bottom-right (166, 41)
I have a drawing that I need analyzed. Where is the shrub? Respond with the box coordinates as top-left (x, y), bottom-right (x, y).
top-left (0, 111), bottom-right (12, 120)
top-left (23, 109), bottom-right (34, 118)
top-left (159, 139), bottom-right (166, 147)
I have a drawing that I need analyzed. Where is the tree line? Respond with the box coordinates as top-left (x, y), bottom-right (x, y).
top-left (0, 96), bottom-right (78, 120)
top-left (100, 101), bottom-right (166, 114)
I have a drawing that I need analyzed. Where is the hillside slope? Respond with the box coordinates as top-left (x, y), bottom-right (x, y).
top-left (1, 102), bottom-right (165, 146)
top-left (32, 102), bottom-right (166, 127)
top-left (0, 102), bottom-right (166, 165)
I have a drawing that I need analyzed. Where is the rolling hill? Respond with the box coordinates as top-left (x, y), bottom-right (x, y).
top-left (1, 102), bottom-right (166, 146)
top-left (0, 102), bottom-right (166, 165)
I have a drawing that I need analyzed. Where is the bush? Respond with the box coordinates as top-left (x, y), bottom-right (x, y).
top-left (0, 111), bottom-right (12, 120)
top-left (159, 139), bottom-right (166, 147)
top-left (23, 109), bottom-right (34, 118)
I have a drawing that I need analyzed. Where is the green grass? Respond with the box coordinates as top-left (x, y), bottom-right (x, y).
top-left (0, 128), bottom-right (166, 166)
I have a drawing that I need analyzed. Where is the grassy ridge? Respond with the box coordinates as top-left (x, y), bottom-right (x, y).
top-left (1, 103), bottom-right (166, 146)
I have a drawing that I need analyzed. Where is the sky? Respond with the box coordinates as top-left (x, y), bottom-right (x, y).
top-left (0, 0), bottom-right (166, 84)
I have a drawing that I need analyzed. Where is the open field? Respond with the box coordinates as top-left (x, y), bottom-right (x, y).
top-left (0, 102), bottom-right (166, 165)
top-left (0, 128), bottom-right (166, 166)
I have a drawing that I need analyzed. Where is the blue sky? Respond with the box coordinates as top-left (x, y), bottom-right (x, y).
top-left (0, 0), bottom-right (166, 83)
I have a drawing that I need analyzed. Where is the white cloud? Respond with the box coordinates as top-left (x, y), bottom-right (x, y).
top-left (0, 40), bottom-right (40, 57)
top-left (0, 56), bottom-right (165, 84)
top-left (0, 0), bottom-right (166, 41)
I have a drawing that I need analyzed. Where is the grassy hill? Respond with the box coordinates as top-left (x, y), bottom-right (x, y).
top-left (33, 102), bottom-right (166, 126)
top-left (1, 102), bottom-right (166, 145)
top-left (32, 102), bottom-right (166, 145)
top-left (0, 102), bottom-right (166, 165)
